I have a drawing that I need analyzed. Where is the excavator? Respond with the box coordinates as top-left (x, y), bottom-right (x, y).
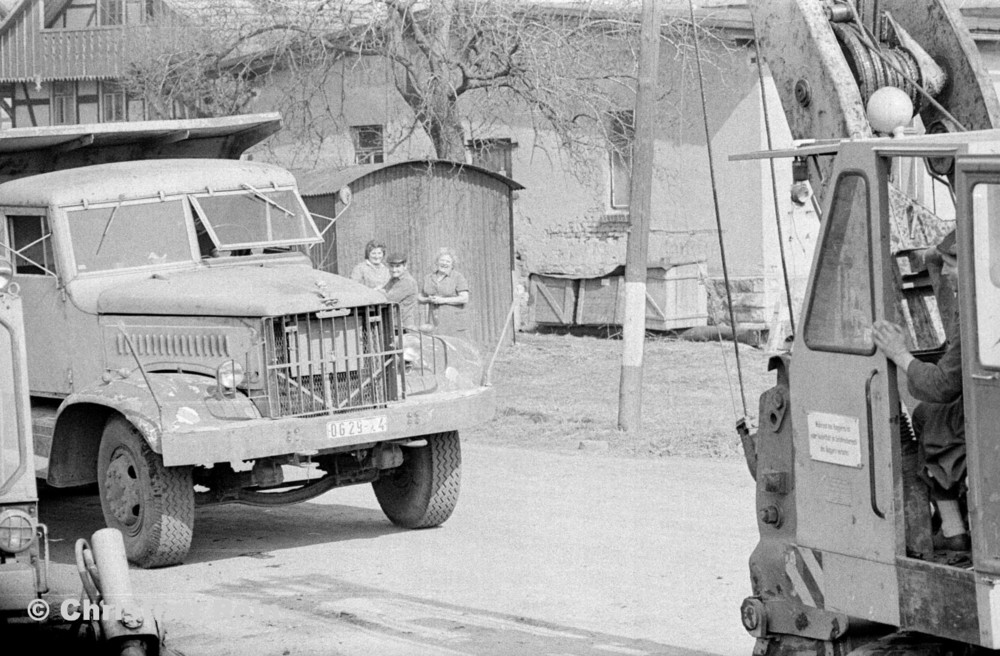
top-left (735, 1), bottom-right (1000, 654)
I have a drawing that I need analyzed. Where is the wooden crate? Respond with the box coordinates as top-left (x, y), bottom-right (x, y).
top-left (575, 263), bottom-right (708, 330)
top-left (645, 263), bottom-right (709, 330)
top-left (530, 275), bottom-right (578, 325)
top-left (575, 276), bottom-right (621, 325)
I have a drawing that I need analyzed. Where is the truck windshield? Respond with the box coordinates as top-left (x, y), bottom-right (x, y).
top-left (190, 188), bottom-right (321, 251)
top-left (68, 198), bottom-right (193, 273)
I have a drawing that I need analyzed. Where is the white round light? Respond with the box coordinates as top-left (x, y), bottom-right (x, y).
top-left (867, 87), bottom-right (914, 135)
top-left (790, 182), bottom-right (812, 206)
top-left (216, 360), bottom-right (245, 389)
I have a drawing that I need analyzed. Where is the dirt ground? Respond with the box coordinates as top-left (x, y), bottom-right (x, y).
top-left (25, 445), bottom-right (760, 656)
top-left (465, 329), bottom-right (776, 459)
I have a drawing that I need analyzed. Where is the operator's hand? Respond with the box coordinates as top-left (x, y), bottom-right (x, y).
top-left (872, 320), bottom-right (912, 368)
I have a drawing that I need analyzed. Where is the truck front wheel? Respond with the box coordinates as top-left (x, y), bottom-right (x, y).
top-left (372, 431), bottom-right (461, 528)
top-left (97, 416), bottom-right (194, 568)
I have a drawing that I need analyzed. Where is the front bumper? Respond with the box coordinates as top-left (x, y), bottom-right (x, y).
top-left (160, 386), bottom-right (495, 467)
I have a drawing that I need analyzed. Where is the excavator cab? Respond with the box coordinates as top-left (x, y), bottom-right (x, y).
top-left (741, 134), bottom-right (1000, 654)
top-left (735, 1), bottom-right (1000, 652)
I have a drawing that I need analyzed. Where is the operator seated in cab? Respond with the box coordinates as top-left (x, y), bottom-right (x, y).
top-left (873, 230), bottom-right (968, 552)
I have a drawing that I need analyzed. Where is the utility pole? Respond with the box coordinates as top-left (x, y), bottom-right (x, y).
top-left (617, 0), bottom-right (660, 431)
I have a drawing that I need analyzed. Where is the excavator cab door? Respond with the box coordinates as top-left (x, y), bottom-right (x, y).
top-left (957, 156), bottom-right (1000, 576)
top-left (788, 144), bottom-right (902, 624)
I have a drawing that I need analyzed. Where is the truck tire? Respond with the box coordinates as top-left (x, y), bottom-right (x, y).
top-left (96, 416), bottom-right (194, 568)
top-left (372, 431), bottom-right (461, 528)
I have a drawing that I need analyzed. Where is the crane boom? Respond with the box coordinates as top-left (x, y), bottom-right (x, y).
top-left (748, 0), bottom-right (1000, 199)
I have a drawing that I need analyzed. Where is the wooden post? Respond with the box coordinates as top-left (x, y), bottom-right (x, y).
top-left (618, 0), bottom-right (661, 432)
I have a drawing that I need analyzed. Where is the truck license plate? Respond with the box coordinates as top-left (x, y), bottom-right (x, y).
top-left (326, 416), bottom-right (387, 439)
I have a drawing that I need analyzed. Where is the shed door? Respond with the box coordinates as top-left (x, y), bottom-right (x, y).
top-left (790, 163), bottom-right (898, 568)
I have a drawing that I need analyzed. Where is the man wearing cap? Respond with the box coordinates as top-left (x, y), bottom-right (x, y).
top-left (873, 230), bottom-right (967, 550)
top-left (381, 253), bottom-right (419, 330)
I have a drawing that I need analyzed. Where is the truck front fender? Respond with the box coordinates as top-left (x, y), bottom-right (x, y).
top-left (47, 372), bottom-right (260, 486)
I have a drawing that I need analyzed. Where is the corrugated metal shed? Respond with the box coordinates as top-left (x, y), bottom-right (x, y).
top-left (297, 159), bottom-right (524, 349)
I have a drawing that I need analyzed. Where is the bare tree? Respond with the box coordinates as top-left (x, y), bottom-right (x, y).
top-left (121, 0), bottom-right (720, 166)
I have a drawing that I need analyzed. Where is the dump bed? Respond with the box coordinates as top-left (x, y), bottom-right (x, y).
top-left (0, 112), bottom-right (281, 183)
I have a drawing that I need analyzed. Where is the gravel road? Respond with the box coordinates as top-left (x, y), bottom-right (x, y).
top-left (31, 443), bottom-right (759, 656)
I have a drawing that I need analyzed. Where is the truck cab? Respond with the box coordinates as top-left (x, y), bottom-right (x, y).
top-left (0, 115), bottom-right (494, 568)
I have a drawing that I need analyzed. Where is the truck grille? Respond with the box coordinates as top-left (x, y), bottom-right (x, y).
top-left (258, 306), bottom-right (403, 418)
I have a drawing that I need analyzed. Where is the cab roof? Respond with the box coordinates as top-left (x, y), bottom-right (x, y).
top-left (0, 158), bottom-right (297, 207)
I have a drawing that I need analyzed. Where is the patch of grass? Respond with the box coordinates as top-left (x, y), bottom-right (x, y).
top-left (464, 331), bottom-right (776, 459)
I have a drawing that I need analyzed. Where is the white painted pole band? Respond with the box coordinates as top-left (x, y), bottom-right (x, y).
top-left (622, 281), bottom-right (646, 366)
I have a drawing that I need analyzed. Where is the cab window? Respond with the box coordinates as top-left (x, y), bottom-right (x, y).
top-left (6, 214), bottom-right (55, 276)
top-left (972, 181), bottom-right (1000, 368)
top-left (189, 188), bottom-right (321, 251)
top-left (804, 173), bottom-right (875, 354)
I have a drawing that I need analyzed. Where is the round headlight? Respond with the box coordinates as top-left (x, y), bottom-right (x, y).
top-left (216, 360), bottom-right (245, 389)
top-left (0, 508), bottom-right (36, 554)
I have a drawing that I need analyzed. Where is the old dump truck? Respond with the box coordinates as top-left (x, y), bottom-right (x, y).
top-left (0, 114), bottom-right (493, 568)
top-left (0, 260), bottom-right (163, 654)
top-left (734, 0), bottom-right (1000, 654)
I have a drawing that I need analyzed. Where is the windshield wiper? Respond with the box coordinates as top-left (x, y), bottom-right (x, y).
top-left (95, 201), bottom-right (122, 255)
top-left (240, 183), bottom-right (294, 217)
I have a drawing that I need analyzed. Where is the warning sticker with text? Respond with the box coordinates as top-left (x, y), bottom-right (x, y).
top-left (807, 412), bottom-right (862, 468)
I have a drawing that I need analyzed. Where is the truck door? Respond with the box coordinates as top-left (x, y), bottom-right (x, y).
top-left (958, 157), bottom-right (1000, 575)
top-left (789, 148), bottom-right (900, 621)
top-left (3, 209), bottom-right (69, 396)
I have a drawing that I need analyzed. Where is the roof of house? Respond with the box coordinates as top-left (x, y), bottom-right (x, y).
top-left (0, 0), bottom-right (998, 84)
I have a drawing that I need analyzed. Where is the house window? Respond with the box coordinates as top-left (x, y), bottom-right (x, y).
top-left (608, 110), bottom-right (634, 210)
top-left (100, 81), bottom-right (126, 122)
top-left (99, 0), bottom-right (124, 25)
top-left (7, 215), bottom-right (55, 276)
top-left (51, 82), bottom-right (76, 125)
top-left (0, 84), bottom-right (13, 129)
top-left (351, 125), bottom-right (384, 164)
top-left (99, 0), bottom-right (150, 25)
top-left (468, 138), bottom-right (515, 177)
top-left (126, 0), bottom-right (154, 24)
